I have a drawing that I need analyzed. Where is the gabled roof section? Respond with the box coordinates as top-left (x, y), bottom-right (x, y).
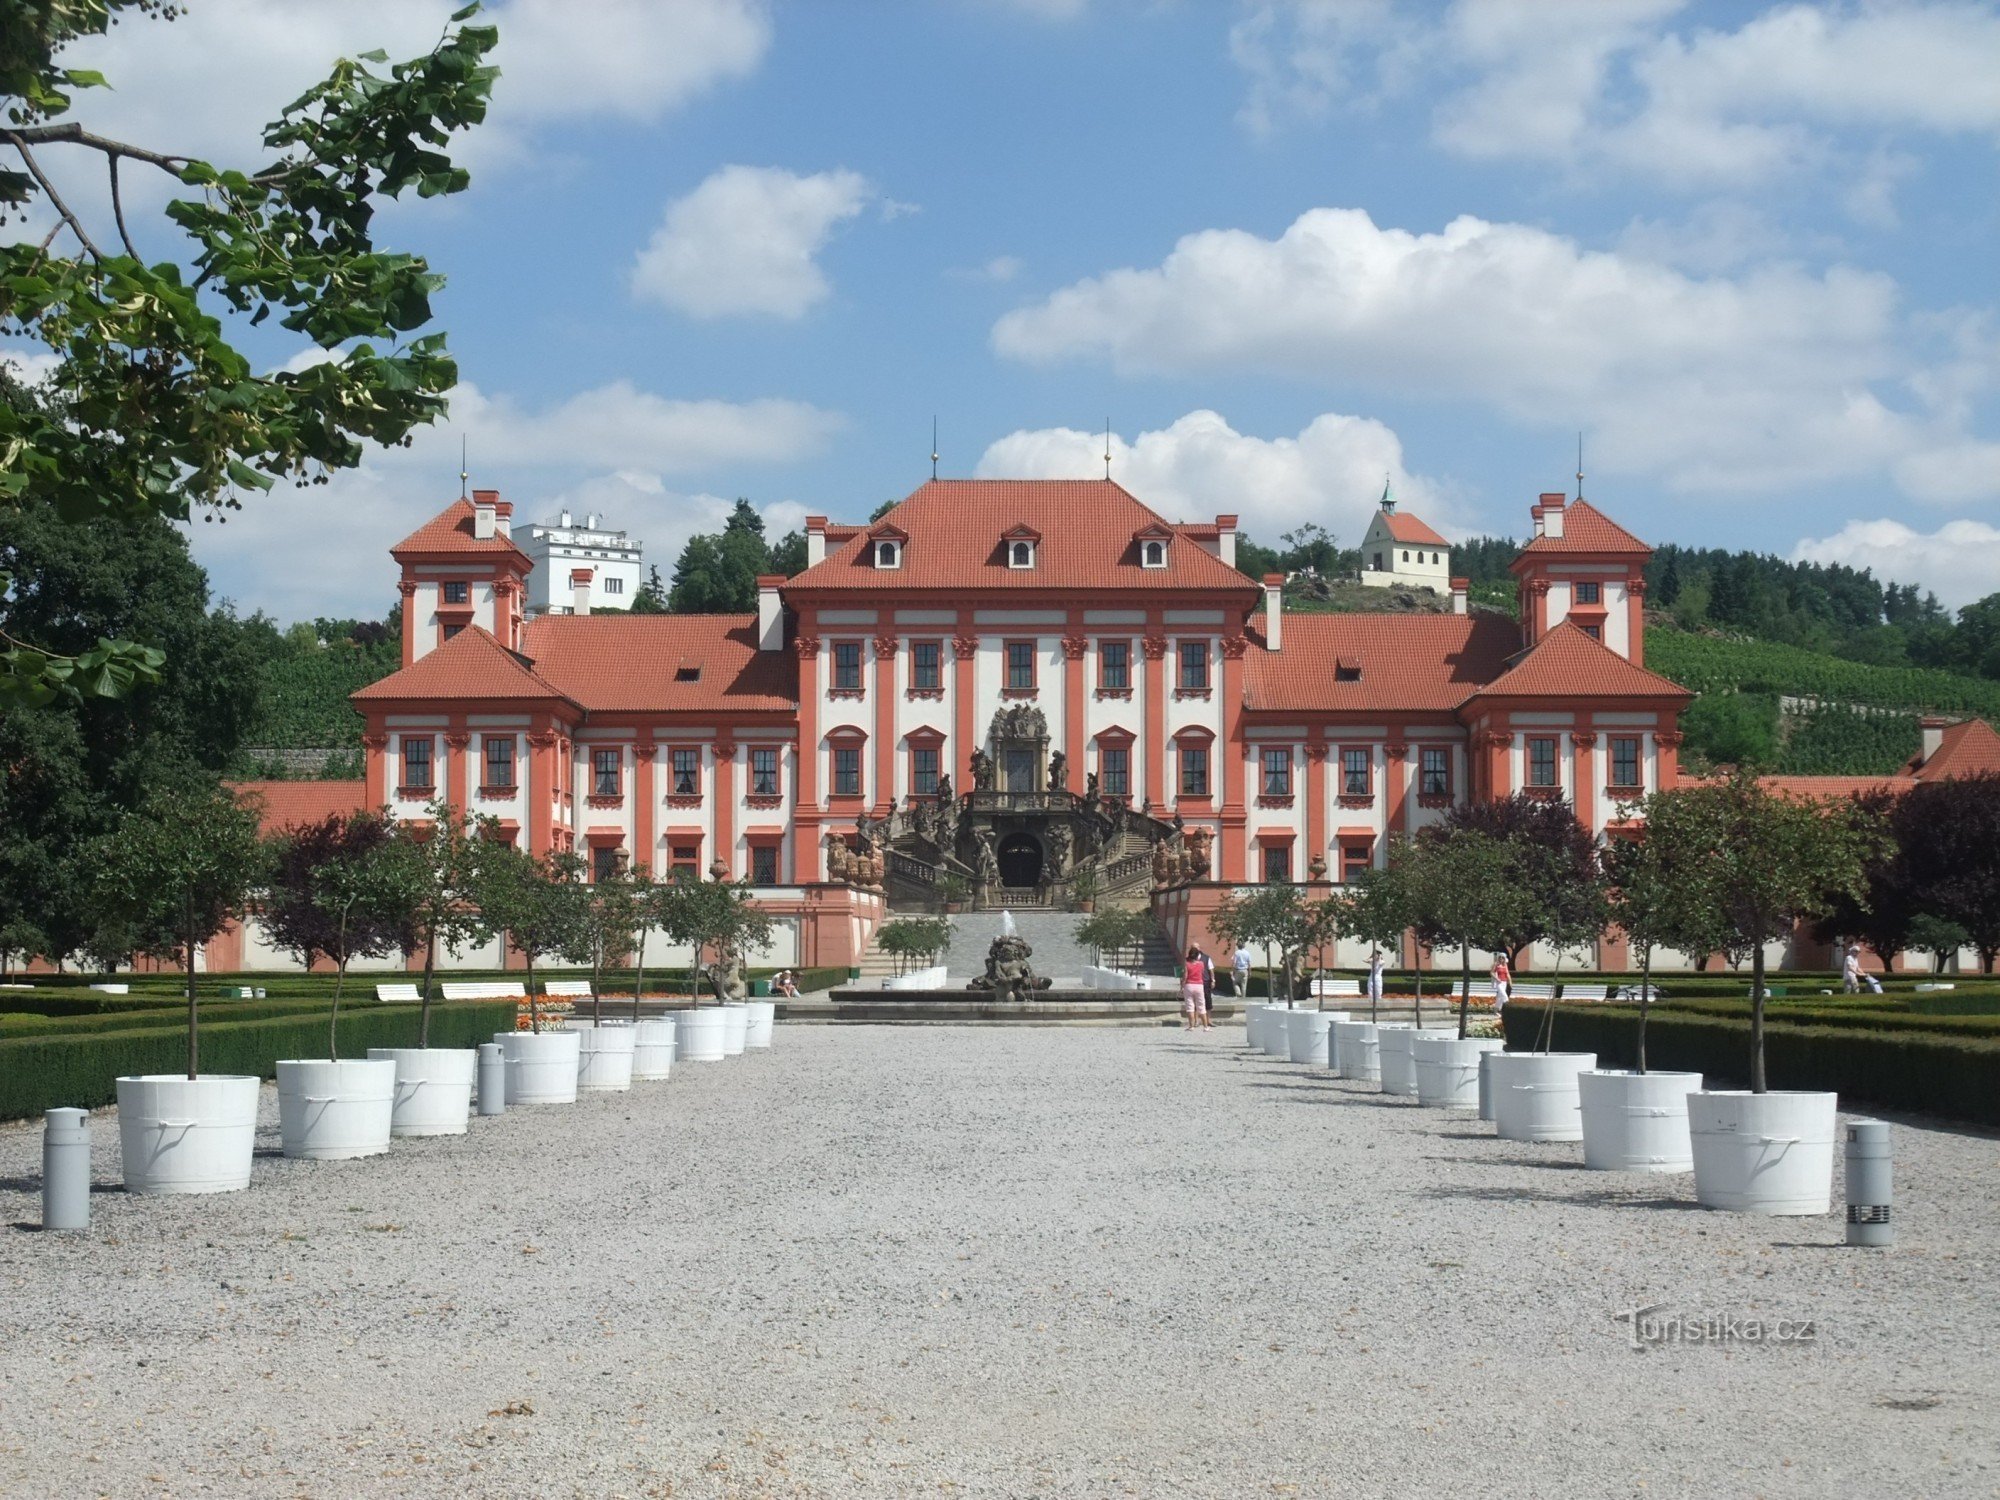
top-left (1133, 521), bottom-right (1175, 541)
top-left (867, 520), bottom-right (910, 541)
top-left (1378, 511), bottom-right (1448, 547)
top-left (1001, 521), bottom-right (1044, 542)
top-left (352, 626), bottom-right (578, 709)
top-left (521, 614), bottom-right (796, 715)
top-left (390, 498), bottom-right (530, 562)
top-left (228, 780), bottom-right (370, 837)
top-left (1244, 613), bottom-right (1522, 713)
top-left (1514, 499), bottom-right (1649, 559)
top-left (786, 479), bottom-right (1261, 594)
top-left (1906, 718), bottom-right (2000, 781)
top-left (1469, 621), bottom-right (1692, 702)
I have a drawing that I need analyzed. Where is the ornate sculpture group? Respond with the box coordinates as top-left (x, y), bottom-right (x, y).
top-left (967, 931), bottom-right (1051, 1002)
top-left (1149, 823), bottom-right (1213, 888)
top-left (824, 829), bottom-right (886, 888)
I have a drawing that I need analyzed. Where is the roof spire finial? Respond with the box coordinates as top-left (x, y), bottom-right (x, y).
top-left (1576, 430), bottom-right (1584, 501)
top-left (459, 434), bottom-right (469, 501)
top-left (931, 415), bottom-right (939, 481)
top-left (1104, 418), bottom-right (1113, 480)
top-left (1380, 472), bottom-right (1395, 513)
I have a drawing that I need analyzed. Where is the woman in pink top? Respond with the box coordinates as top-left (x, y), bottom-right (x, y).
top-left (1182, 948), bottom-right (1209, 1030)
top-left (1491, 954), bottom-right (1512, 1014)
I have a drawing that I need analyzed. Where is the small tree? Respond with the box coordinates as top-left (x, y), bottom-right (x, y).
top-left (93, 782), bottom-right (264, 1079)
top-left (1214, 884), bottom-right (1312, 1005)
top-left (1644, 771), bottom-right (1885, 1091)
top-left (625, 868), bottom-right (658, 1020)
top-left (1342, 862), bottom-right (1414, 1023)
top-left (1893, 774), bottom-right (2000, 974)
top-left (262, 812), bottom-right (413, 1054)
top-left (580, 857), bottom-right (640, 1022)
top-left (1439, 794), bottom-right (1601, 968)
top-left (1602, 816), bottom-right (1728, 1073)
top-left (1905, 913), bottom-right (1969, 975)
top-left (378, 801), bottom-right (498, 1046)
top-left (1402, 828), bottom-right (1541, 1040)
top-left (876, 916), bottom-right (953, 975)
top-left (1075, 907), bottom-right (1150, 970)
top-left (473, 846), bottom-right (589, 1032)
top-left (1302, 894), bottom-right (1344, 1007)
top-left (308, 847), bottom-right (418, 1060)
top-left (676, 878), bottom-right (776, 1002)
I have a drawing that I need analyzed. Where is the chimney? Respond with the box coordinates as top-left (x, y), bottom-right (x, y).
top-left (471, 495), bottom-right (497, 541)
top-left (491, 499), bottom-right (512, 537)
top-left (560, 509), bottom-right (572, 528)
top-left (570, 566), bottom-right (593, 617)
top-left (756, 574), bottom-right (785, 652)
top-left (1920, 716), bottom-right (1949, 766)
top-left (1450, 577), bottom-right (1469, 615)
top-left (1534, 491), bottom-right (1567, 539)
top-left (806, 515), bottom-right (828, 566)
top-left (1216, 513), bottom-right (1238, 568)
top-left (1262, 573), bottom-right (1283, 651)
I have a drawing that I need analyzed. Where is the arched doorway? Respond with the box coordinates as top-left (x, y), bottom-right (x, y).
top-left (997, 832), bottom-right (1043, 888)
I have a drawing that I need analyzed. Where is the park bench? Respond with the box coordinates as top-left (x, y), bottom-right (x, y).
top-left (439, 981), bottom-right (528, 1002)
top-left (543, 980), bottom-right (594, 1002)
top-left (1611, 983), bottom-right (1663, 1003)
top-left (1511, 982), bottom-right (1556, 1001)
top-left (1446, 980), bottom-right (1497, 1002)
top-left (1560, 983), bottom-right (1610, 1002)
top-left (375, 983), bottom-right (421, 1004)
top-left (1311, 978), bottom-right (1362, 999)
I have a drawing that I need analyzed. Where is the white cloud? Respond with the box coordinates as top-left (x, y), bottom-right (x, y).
top-left (992, 205), bottom-right (1997, 499)
top-left (184, 380), bottom-right (840, 619)
top-left (493, 0), bottom-right (769, 126)
top-left (1793, 517), bottom-right (2000, 610)
top-left (948, 255), bottom-right (1024, 284)
top-left (976, 408), bottom-right (1457, 547)
top-left (631, 165), bottom-right (875, 319)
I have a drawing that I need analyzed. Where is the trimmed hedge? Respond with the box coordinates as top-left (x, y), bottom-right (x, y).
top-left (0, 1001), bottom-right (517, 1122)
top-left (0, 992), bottom-right (185, 1018)
top-left (1661, 1000), bottom-right (2000, 1039)
top-left (0, 999), bottom-right (350, 1037)
top-left (1501, 1002), bottom-right (2000, 1127)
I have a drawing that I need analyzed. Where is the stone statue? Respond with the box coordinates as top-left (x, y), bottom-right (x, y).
top-left (1186, 826), bottom-right (1214, 881)
top-left (1047, 750), bottom-right (1067, 791)
top-left (1085, 770), bottom-right (1099, 802)
top-left (935, 773), bottom-right (953, 805)
top-left (823, 830), bottom-right (850, 882)
top-left (968, 932), bottom-right (1051, 1002)
top-left (706, 952), bottom-right (749, 1003)
top-left (970, 747), bottom-right (995, 791)
top-left (1046, 822), bottom-right (1071, 878)
top-left (1151, 839), bottom-right (1172, 888)
top-left (974, 826), bottom-right (1000, 884)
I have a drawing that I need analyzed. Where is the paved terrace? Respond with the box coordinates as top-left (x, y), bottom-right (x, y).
top-left (2, 1027), bottom-right (1995, 1498)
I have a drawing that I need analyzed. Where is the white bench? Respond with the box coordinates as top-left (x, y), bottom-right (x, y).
top-left (1446, 981), bottom-right (1497, 1002)
top-left (544, 980), bottom-right (593, 1001)
top-left (1511, 982), bottom-right (1556, 1001)
top-left (1311, 978), bottom-right (1362, 999)
top-left (440, 981), bottom-right (527, 1002)
top-left (1560, 983), bottom-right (1609, 1002)
top-left (375, 983), bottom-right (421, 1004)
top-left (1612, 983), bottom-right (1663, 1002)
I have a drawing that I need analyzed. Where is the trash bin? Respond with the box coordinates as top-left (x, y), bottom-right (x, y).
top-left (751, 979), bottom-right (771, 998)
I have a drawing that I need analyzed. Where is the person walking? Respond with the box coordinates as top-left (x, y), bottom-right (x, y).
top-left (1490, 953), bottom-right (1512, 1016)
top-left (1842, 945), bottom-right (1863, 994)
top-left (1231, 942), bottom-right (1253, 997)
top-left (1181, 948), bottom-right (1207, 1030)
top-left (1200, 948), bottom-right (1216, 1025)
top-left (1367, 946), bottom-right (1387, 1013)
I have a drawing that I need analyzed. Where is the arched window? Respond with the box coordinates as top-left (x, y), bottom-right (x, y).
top-left (1142, 540), bottom-right (1166, 568)
top-left (876, 540), bottom-right (900, 569)
top-left (1010, 540), bottom-right (1035, 569)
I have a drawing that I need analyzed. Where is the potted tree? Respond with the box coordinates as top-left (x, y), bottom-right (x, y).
top-left (1333, 863), bottom-right (1410, 1083)
top-left (266, 822), bottom-right (406, 1159)
top-left (1656, 771), bottom-right (1883, 1213)
top-left (474, 845), bottom-right (587, 1104)
top-left (624, 869), bottom-right (678, 1081)
top-left (568, 856), bottom-right (639, 1093)
top-left (95, 783), bottom-right (265, 1194)
top-left (1069, 868), bottom-right (1099, 914)
top-left (937, 872), bottom-right (970, 915)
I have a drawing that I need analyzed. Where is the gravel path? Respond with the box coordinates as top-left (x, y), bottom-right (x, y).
top-left (2, 1026), bottom-right (1996, 1498)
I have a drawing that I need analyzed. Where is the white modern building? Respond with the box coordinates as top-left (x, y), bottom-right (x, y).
top-left (520, 509), bottom-right (644, 616)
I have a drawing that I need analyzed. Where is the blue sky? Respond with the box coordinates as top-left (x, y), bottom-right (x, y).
top-left (36, 0), bottom-right (2000, 617)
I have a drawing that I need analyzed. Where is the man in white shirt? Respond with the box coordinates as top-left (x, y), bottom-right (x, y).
top-left (1367, 947), bottom-right (1386, 1011)
top-left (1842, 946), bottom-right (1863, 994)
top-left (1231, 943), bottom-right (1253, 997)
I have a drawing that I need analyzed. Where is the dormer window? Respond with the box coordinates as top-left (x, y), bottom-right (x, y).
top-left (1009, 540), bottom-right (1036, 569)
top-left (1142, 540), bottom-right (1166, 568)
top-left (876, 540), bottom-right (901, 569)
top-left (1335, 656), bottom-right (1362, 683)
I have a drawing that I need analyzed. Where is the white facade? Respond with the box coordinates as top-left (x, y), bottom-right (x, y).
top-left (521, 511), bottom-right (644, 616)
top-left (1359, 507), bottom-right (1451, 591)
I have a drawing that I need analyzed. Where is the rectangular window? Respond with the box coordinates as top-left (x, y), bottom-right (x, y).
top-left (1611, 736), bottom-right (1641, 788)
top-left (1341, 843), bottom-right (1372, 883)
top-left (751, 746), bottom-right (780, 797)
top-left (832, 641), bottom-right (863, 692)
top-left (443, 623), bottom-right (464, 642)
top-left (483, 736), bottom-right (514, 789)
top-left (604, 576), bottom-right (624, 595)
top-left (669, 844), bottom-right (700, 881)
top-left (671, 747), bottom-right (700, 796)
top-left (912, 746), bottom-right (940, 796)
top-left (1178, 639), bottom-right (1210, 692)
top-left (442, 581), bottom-right (469, 605)
top-left (401, 736), bottom-right (433, 790)
top-left (592, 748), bottom-right (621, 798)
top-left (1420, 746), bottom-right (1451, 796)
top-left (911, 640), bottom-right (942, 691)
top-left (750, 844), bottom-right (780, 886)
top-left (1005, 640), bottom-right (1036, 691)
top-left (1528, 737), bottom-right (1559, 787)
top-left (1099, 640), bottom-right (1130, 691)
top-left (591, 845), bottom-right (620, 884)
top-left (833, 746), bottom-right (862, 796)
top-left (1179, 744), bottom-right (1210, 798)
top-left (1005, 746), bottom-right (1036, 791)
top-left (1263, 844), bottom-right (1291, 883)
top-left (1574, 581), bottom-right (1602, 605)
top-left (1342, 747), bottom-right (1371, 797)
top-left (1261, 747), bottom-right (1292, 797)
top-left (1100, 746), bottom-right (1129, 797)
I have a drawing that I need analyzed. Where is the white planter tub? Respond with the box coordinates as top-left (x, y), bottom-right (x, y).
top-left (1332, 1021), bottom-right (1383, 1082)
top-left (1374, 1023), bottom-right (1424, 1095)
top-left (678, 1008), bottom-right (728, 1063)
top-left (116, 1074), bottom-right (259, 1195)
top-left (720, 1003), bottom-right (751, 1056)
top-left (1489, 1052), bottom-right (1597, 1142)
top-left (743, 1000), bottom-right (776, 1050)
top-left (1285, 1009), bottom-right (1350, 1066)
top-left (1689, 1091), bottom-right (1838, 1215)
top-left (275, 1058), bottom-right (396, 1160)
top-left (631, 1017), bottom-right (677, 1080)
top-left (1412, 1035), bottom-right (1506, 1109)
top-left (1578, 1070), bottom-right (1703, 1173)
top-left (1242, 1004), bottom-right (1269, 1050)
top-left (1260, 1005), bottom-right (1301, 1057)
top-left (367, 1047), bottom-right (475, 1137)
top-left (496, 1029), bottom-right (581, 1105)
top-left (572, 1020), bottom-right (636, 1093)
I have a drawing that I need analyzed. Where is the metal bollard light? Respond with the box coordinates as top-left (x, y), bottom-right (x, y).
top-left (477, 1042), bottom-right (507, 1117)
top-left (43, 1108), bottom-right (91, 1232)
top-left (1845, 1118), bottom-right (1893, 1247)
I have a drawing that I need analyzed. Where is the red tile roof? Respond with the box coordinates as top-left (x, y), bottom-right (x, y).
top-left (1471, 622), bottom-right (1692, 702)
top-left (390, 498), bottom-right (531, 561)
top-left (229, 780), bottom-right (370, 836)
top-left (786, 480), bottom-right (1259, 595)
top-left (520, 614), bottom-right (797, 715)
top-left (1906, 718), bottom-right (2000, 781)
top-left (1515, 499), bottom-right (1649, 557)
top-left (1752, 775), bottom-right (1911, 802)
top-left (1244, 613), bottom-right (1523, 713)
top-left (353, 626), bottom-right (579, 708)
top-left (1380, 511), bottom-right (1448, 546)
